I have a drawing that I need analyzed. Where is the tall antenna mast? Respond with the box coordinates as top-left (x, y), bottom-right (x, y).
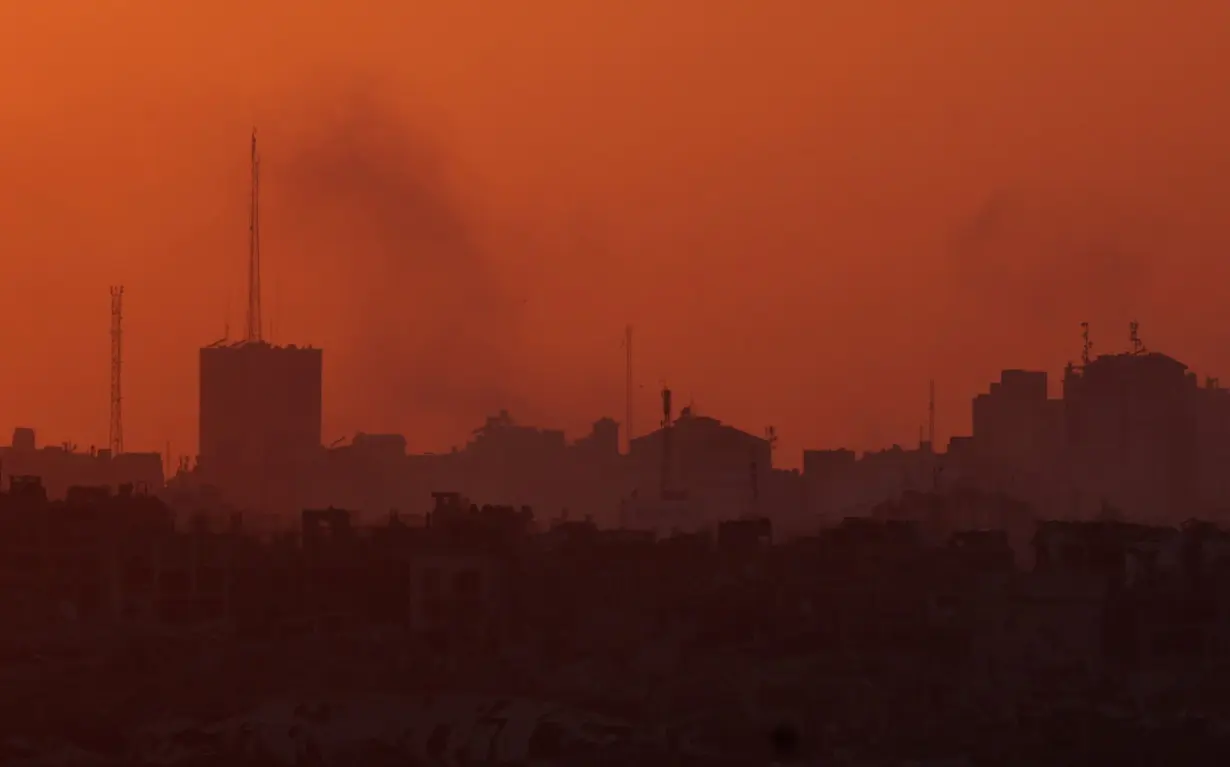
top-left (109, 286), bottom-right (124, 455)
top-left (624, 324), bottom-right (633, 453)
top-left (246, 128), bottom-right (263, 343)
top-left (1080, 321), bottom-right (1093, 366)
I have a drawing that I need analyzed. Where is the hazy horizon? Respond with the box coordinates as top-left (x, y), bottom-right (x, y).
top-left (2, 0), bottom-right (1228, 467)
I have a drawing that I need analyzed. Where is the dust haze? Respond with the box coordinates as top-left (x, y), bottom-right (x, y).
top-left (837, 186), bottom-right (1198, 453)
top-left (936, 188), bottom-right (1168, 365)
top-left (2, 0), bottom-right (1230, 462)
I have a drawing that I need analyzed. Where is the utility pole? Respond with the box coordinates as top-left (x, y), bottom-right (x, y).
top-left (109, 286), bottom-right (124, 455)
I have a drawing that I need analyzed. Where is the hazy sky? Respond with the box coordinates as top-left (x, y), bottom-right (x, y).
top-left (1, 0), bottom-right (1228, 466)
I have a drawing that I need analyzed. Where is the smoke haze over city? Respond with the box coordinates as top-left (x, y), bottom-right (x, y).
top-left (1, 0), bottom-right (1229, 464)
top-left (11, 4), bottom-right (1230, 766)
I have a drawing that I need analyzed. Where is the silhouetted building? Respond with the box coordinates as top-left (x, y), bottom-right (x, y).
top-left (627, 408), bottom-right (769, 529)
top-left (12, 427), bottom-right (35, 452)
top-left (1195, 381), bottom-right (1230, 515)
top-left (1063, 352), bottom-right (1199, 521)
top-left (802, 448), bottom-right (857, 524)
top-left (306, 412), bottom-right (626, 525)
top-left (965, 369), bottom-right (1065, 512)
top-left (198, 340), bottom-right (322, 512)
top-left (571, 416), bottom-right (620, 458)
top-left (0, 427), bottom-right (163, 499)
top-left (802, 444), bottom-right (935, 523)
top-left (0, 476), bottom-right (175, 625)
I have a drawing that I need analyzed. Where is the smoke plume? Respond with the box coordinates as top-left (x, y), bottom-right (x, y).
top-left (269, 86), bottom-right (539, 447)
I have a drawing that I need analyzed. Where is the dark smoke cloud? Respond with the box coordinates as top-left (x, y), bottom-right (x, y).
top-left (269, 86), bottom-right (542, 444)
top-left (951, 190), bottom-right (1159, 304)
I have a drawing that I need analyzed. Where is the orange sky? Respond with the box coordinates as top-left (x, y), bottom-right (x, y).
top-left (1, 0), bottom-right (1229, 467)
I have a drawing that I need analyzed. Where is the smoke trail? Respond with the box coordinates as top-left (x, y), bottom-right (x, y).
top-left (270, 85), bottom-right (538, 444)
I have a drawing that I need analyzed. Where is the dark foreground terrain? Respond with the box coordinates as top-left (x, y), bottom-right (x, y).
top-left (4, 622), bottom-right (1230, 766)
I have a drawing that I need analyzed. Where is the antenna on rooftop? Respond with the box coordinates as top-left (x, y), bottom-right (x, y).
top-left (246, 127), bottom-right (263, 344)
top-left (764, 425), bottom-right (778, 469)
top-left (1129, 320), bottom-right (1147, 355)
top-left (1080, 322), bottom-right (1093, 366)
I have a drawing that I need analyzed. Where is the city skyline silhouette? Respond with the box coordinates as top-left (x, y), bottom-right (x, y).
top-left (2, 0), bottom-right (1229, 467)
top-left (4, 4), bottom-right (1230, 765)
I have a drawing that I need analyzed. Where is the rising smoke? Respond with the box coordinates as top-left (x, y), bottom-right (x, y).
top-left (269, 85), bottom-right (542, 448)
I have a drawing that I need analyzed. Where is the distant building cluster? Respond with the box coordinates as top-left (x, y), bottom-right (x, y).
top-left (11, 132), bottom-right (1230, 767)
top-left (805, 346), bottom-right (1230, 531)
top-left (7, 482), bottom-right (1230, 731)
top-left (17, 129), bottom-right (1207, 537)
top-left (8, 318), bottom-right (1230, 539)
top-left (6, 480), bottom-right (1229, 667)
top-left (167, 322), bottom-right (1230, 534)
top-left (0, 426), bottom-right (163, 500)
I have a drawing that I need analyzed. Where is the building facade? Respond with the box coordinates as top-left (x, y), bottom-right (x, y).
top-left (198, 341), bottom-right (323, 512)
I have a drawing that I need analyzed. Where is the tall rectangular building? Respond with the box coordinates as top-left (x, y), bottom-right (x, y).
top-left (198, 341), bottom-right (323, 478)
